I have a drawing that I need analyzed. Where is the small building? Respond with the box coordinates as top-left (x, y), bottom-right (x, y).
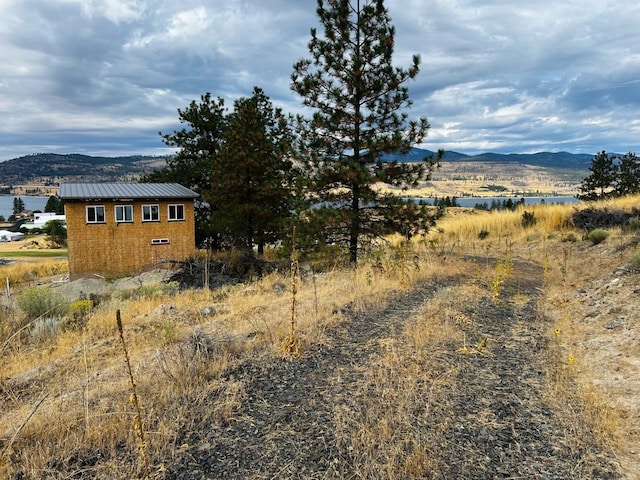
top-left (58, 183), bottom-right (199, 279)
top-left (21, 212), bottom-right (67, 230)
top-left (0, 230), bottom-right (25, 242)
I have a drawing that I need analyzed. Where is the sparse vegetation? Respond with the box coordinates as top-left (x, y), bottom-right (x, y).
top-left (587, 228), bottom-right (610, 245)
top-left (630, 248), bottom-right (640, 272)
top-left (16, 286), bottom-right (69, 321)
top-left (1, 195), bottom-right (640, 478)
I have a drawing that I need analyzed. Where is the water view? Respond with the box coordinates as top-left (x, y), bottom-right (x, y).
top-left (0, 196), bottom-right (49, 220)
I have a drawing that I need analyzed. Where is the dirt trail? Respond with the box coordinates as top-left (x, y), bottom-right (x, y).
top-left (165, 259), bottom-right (621, 479)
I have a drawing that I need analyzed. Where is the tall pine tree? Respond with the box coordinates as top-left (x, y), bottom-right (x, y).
top-left (207, 87), bottom-right (295, 254)
top-left (614, 152), bottom-right (640, 197)
top-left (145, 88), bottom-right (295, 253)
top-left (143, 93), bottom-right (227, 245)
top-left (291, 0), bottom-right (440, 264)
top-left (577, 150), bottom-right (617, 201)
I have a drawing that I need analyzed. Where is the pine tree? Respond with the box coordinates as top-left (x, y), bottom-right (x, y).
top-left (577, 151), bottom-right (617, 201)
top-left (44, 195), bottom-right (61, 213)
top-left (145, 89), bottom-right (295, 253)
top-left (292, 0), bottom-right (440, 264)
top-left (143, 93), bottom-right (227, 245)
top-left (614, 152), bottom-right (640, 197)
top-left (12, 197), bottom-right (25, 215)
top-left (207, 87), bottom-right (295, 254)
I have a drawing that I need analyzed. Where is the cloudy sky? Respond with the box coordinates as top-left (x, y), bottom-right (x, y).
top-left (1, 0), bottom-right (639, 161)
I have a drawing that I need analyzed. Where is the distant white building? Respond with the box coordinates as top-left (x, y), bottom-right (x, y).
top-left (21, 212), bottom-right (66, 230)
top-left (0, 230), bottom-right (24, 242)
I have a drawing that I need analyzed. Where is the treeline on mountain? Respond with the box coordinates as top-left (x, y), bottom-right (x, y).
top-left (0, 153), bottom-right (168, 184)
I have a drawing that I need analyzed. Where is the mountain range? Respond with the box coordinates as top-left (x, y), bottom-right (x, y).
top-left (0, 149), bottom-right (594, 186)
top-left (382, 148), bottom-right (594, 169)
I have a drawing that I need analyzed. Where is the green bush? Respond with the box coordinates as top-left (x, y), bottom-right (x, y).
top-left (17, 287), bottom-right (69, 321)
top-left (587, 228), bottom-right (610, 245)
top-left (521, 211), bottom-right (537, 228)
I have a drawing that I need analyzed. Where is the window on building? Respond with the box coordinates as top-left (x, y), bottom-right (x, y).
top-left (151, 238), bottom-right (170, 245)
top-left (115, 205), bottom-right (133, 223)
top-left (168, 204), bottom-right (185, 221)
top-left (86, 205), bottom-right (105, 223)
top-left (142, 204), bottom-right (160, 222)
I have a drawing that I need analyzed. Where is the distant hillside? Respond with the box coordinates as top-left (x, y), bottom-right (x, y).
top-left (0, 153), bottom-right (168, 186)
top-left (383, 148), bottom-right (594, 169)
top-left (0, 149), bottom-right (594, 188)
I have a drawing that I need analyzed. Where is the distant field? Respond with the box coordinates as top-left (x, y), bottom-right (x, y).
top-left (0, 250), bottom-right (67, 258)
top-left (0, 234), bottom-right (67, 260)
top-left (382, 161), bottom-right (584, 198)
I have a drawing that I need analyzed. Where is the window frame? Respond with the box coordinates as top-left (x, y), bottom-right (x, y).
top-left (141, 204), bottom-right (160, 222)
top-left (167, 203), bottom-right (185, 221)
top-left (151, 238), bottom-right (170, 245)
top-left (114, 204), bottom-right (133, 223)
top-left (86, 205), bottom-right (106, 224)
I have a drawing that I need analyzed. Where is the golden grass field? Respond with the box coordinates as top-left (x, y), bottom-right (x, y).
top-left (1, 196), bottom-right (639, 478)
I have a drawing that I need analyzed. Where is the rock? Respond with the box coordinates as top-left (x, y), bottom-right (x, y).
top-left (200, 305), bottom-right (217, 317)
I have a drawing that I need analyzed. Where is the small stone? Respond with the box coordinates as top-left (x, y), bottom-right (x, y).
top-left (200, 305), bottom-right (217, 316)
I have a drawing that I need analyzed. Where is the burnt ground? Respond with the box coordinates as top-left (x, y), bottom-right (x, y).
top-left (162, 259), bottom-right (621, 480)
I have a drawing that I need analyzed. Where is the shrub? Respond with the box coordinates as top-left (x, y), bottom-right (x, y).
top-left (572, 207), bottom-right (631, 231)
top-left (521, 211), bottom-right (537, 228)
top-left (587, 228), bottom-right (610, 245)
top-left (64, 299), bottom-right (94, 330)
top-left (17, 287), bottom-right (69, 321)
top-left (625, 216), bottom-right (640, 234)
top-left (30, 317), bottom-right (61, 343)
top-left (478, 229), bottom-right (490, 240)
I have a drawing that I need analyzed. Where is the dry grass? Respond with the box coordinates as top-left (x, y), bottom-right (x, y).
top-left (1, 195), bottom-right (639, 477)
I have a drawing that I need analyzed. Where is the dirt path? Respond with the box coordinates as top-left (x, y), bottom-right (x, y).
top-left (165, 259), bottom-right (621, 479)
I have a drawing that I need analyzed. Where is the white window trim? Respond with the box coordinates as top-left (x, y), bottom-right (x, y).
top-left (86, 205), bottom-right (106, 224)
top-left (142, 204), bottom-right (160, 222)
top-left (151, 238), bottom-right (170, 245)
top-left (115, 204), bottom-right (133, 223)
top-left (168, 203), bottom-right (185, 221)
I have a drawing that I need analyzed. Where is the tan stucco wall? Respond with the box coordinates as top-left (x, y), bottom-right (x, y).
top-left (65, 199), bottom-right (196, 278)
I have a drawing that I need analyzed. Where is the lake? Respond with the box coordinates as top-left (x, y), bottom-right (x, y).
top-left (0, 196), bottom-right (49, 220)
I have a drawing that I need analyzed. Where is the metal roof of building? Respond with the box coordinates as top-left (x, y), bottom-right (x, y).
top-left (58, 183), bottom-right (199, 200)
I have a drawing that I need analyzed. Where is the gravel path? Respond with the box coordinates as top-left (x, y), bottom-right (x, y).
top-left (165, 259), bottom-right (621, 479)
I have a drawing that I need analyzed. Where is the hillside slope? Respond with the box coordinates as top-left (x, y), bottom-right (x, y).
top-left (0, 153), bottom-right (167, 186)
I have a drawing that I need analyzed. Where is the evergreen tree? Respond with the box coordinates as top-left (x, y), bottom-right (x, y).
top-left (12, 197), bottom-right (25, 214)
top-left (614, 152), bottom-right (640, 197)
top-left (207, 87), bottom-right (295, 254)
top-left (44, 195), bottom-right (64, 214)
top-left (142, 93), bottom-right (227, 246)
top-left (577, 150), bottom-right (617, 201)
top-left (145, 89), bottom-right (295, 253)
top-left (291, 0), bottom-right (440, 264)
